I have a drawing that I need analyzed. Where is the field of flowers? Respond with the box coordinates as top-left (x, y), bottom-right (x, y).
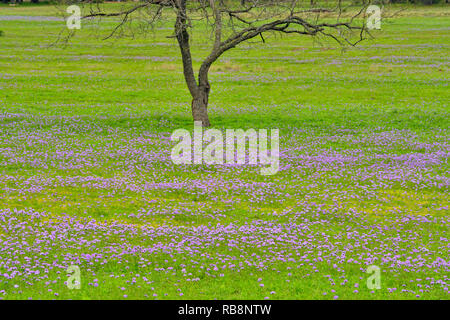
top-left (0, 4), bottom-right (449, 299)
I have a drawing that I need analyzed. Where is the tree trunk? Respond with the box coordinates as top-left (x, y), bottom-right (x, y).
top-left (175, 0), bottom-right (211, 127)
top-left (191, 86), bottom-right (210, 127)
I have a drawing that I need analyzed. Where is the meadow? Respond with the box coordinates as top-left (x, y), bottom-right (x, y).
top-left (0, 3), bottom-right (449, 299)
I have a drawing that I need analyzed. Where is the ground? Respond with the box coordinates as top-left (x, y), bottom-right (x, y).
top-left (0, 3), bottom-right (448, 299)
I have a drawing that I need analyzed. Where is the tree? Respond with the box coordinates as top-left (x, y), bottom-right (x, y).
top-left (64, 0), bottom-right (370, 127)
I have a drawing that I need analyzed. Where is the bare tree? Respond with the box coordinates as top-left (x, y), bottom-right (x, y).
top-left (61, 0), bottom-right (371, 127)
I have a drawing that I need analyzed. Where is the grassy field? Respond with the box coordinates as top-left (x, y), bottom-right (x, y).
top-left (0, 3), bottom-right (449, 300)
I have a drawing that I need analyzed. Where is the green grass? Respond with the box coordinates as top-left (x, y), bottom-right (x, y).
top-left (0, 3), bottom-right (448, 300)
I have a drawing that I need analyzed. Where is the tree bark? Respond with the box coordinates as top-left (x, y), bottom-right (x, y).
top-left (174, 0), bottom-right (211, 127)
top-left (191, 86), bottom-right (210, 127)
